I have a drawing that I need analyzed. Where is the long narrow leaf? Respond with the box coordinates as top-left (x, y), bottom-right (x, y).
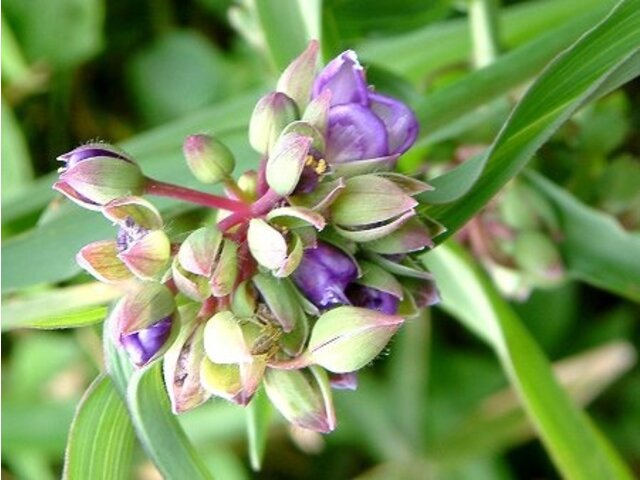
top-left (426, 0), bottom-right (640, 238)
top-left (422, 243), bottom-right (634, 479)
top-left (127, 364), bottom-right (214, 480)
top-left (63, 375), bottom-right (135, 480)
top-left (525, 171), bottom-right (640, 301)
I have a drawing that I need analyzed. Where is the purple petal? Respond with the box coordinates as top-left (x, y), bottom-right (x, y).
top-left (116, 217), bottom-right (150, 253)
top-left (58, 144), bottom-right (130, 169)
top-left (312, 51), bottom-right (369, 106)
top-left (325, 104), bottom-right (388, 163)
top-left (346, 284), bottom-right (400, 315)
top-left (369, 92), bottom-right (419, 155)
top-left (292, 242), bottom-right (358, 308)
top-left (121, 316), bottom-right (172, 366)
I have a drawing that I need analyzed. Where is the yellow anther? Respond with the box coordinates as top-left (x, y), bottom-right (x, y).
top-left (315, 159), bottom-right (327, 174)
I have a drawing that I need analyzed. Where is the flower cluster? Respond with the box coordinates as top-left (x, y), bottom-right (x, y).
top-left (54, 41), bottom-right (439, 432)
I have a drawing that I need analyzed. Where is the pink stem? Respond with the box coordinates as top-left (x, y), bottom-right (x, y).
top-left (145, 178), bottom-right (250, 213)
top-left (217, 188), bottom-right (283, 232)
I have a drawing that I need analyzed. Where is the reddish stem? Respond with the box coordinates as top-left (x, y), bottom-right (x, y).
top-left (217, 188), bottom-right (283, 232)
top-left (145, 178), bottom-right (250, 213)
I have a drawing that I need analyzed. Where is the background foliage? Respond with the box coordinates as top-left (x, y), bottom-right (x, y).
top-left (2, 0), bottom-right (639, 479)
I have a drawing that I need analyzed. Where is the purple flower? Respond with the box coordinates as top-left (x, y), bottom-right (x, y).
top-left (53, 143), bottom-right (144, 210)
top-left (312, 51), bottom-right (418, 165)
top-left (292, 242), bottom-right (358, 308)
top-left (346, 284), bottom-right (400, 315)
top-left (120, 316), bottom-right (173, 367)
top-left (116, 217), bottom-right (150, 253)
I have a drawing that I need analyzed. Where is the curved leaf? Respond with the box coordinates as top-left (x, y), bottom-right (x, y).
top-left (422, 242), bottom-right (634, 479)
top-left (127, 364), bottom-right (214, 480)
top-left (526, 171), bottom-right (640, 301)
top-left (63, 375), bottom-right (135, 480)
top-left (426, 0), bottom-right (640, 239)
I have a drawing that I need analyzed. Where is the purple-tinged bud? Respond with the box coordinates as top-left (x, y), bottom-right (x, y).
top-left (112, 216), bottom-right (171, 280)
top-left (249, 92), bottom-right (299, 154)
top-left (263, 367), bottom-right (336, 433)
top-left (54, 143), bottom-right (145, 210)
top-left (306, 306), bottom-right (404, 373)
top-left (111, 282), bottom-right (176, 367)
top-left (404, 278), bottom-right (440, 308)
top-left (277, 40), bottom-right (319, 110)
top-left (346, 284), bottom-right (400, 315)
top-left (291, 242), bottom-right (358, 308)
top-left (247, 219), bottom-right (303, 277)
top-left (330, 372), bottom-right (358, 391)
top-left (121, 316), bottom-right (173, 367)
top-left (163, 305), bottom-right (211, 414)
top-left (76, 240), bottom-right (133, 283)
top-left (183, 134), bottom-right (235, 184)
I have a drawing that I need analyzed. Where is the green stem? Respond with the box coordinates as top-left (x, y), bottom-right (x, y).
top-left (469, 0), bottom-right (501, 68)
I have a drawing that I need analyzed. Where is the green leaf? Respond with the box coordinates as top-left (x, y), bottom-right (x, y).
top-left (433, 341), bottom-right (636, 464)
top-left (63, 375), bottom-right (135, 480)
top-left (2, 282), bottom-right (120, 331)
top-left (525, 171), bottom-right (640, 302)
top-left (359, 0), bottom-right (615, 82)
top-left (427, 0), bottom-right (640, 239)
top-left (422, 242), bottom-right (634, 479)
top-left (246, 387), bottom-right (272, 471)
top-left (251, 0), bottom-right (321, 70)
top-left (127, 364), bottom-right (214, 480)
top-left (3, 0), bottom-right (104, 70)
top-left (1, 100), bottom-right (33, 200)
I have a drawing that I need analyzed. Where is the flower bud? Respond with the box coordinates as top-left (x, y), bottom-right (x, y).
top-left (249, 92), bottom-right (299, 154)
top-left (306, 306), bottom-right (404, 373)
top-left (263, 367), bottom-right (336, 433)
top-left (54, 143), bottom-right (145, 210)
top-left (252, 273), bottom-right (306, 334)
top-left (277, 40), bottom-right (319, 110)
top-left (247, 219), bottom-right (304, 277)
top-left (514, 231), bottom-right (565, 285)
top-left (77, 240), bottom-right (133, 283)
top-left (183, 134), bottom-right (235, 184)
top-left (330, 175), bottom-right (418, 242)
top-left (237, 170), bottom-right (258, 201)
top-left (203, 311), bottom-right (253, 364)
top-left (265, 132), bottom-right (313, 196)
top-left (200, 356), bottom-right (266, 406)
top-left (111, 282), bottom-right (177, 367)
top-left (116, 218), bottom-right (171, 280)
top-left (291, 242), bottom-right (358, 308)
top-left (210, 239), bottom-right (239, 297)
top-left (346, 284), bottom-right (400, 315)
top-left (163, 305), bottom-right (210, 413)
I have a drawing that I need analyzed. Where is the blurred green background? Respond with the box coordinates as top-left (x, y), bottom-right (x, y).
top-left (2, 0), bottom-right (639, 479)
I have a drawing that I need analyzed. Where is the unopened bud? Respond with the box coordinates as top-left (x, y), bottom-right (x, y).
top-left (307, 306), bottom-right (404, 373)
top-left (249, 92), bottom-right (299, 154)
top-left (183, 134), bottom-right (235, 184)
top-left (54, 143), bottom-right (145, 210)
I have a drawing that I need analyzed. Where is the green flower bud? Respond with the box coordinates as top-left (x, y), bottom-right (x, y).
top-left (200, 356), bottom-right (266, 406)
top-left (203, 311), bottom-right (253, 364)
top-left (247, 219), bottom-right (304, 277)
top-left (77, 240), bottom-right (132, 283)
top-left (276, 40), bottom-right (319, 110)
top-left (252, 273), bottom-right (306, 334)
top-left (263, 367), bottom-right (336, 433)
top-left (306, 306), bottom-right (405, 373)
top-left (330, 175), bottom-right (418, 242)
top-left (237, 170), bottom-right (258, 201)
top-left (514, 230), bottom-right (565, 286)
top-left (183, 134), bottom-right (235, 184)
top-left (265, 132), bottom-right (313, 196)
top-left (211, 240), bottom-right (238, 297)
top-left (163, 305), bottom-right (210, 413)
top-left (178, 226), bottom-right (223, 277)
top-left (249, 92), bottom-right (299, 154)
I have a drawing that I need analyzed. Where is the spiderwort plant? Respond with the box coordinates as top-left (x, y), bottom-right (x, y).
top-left (53, 40), bottom-right (440, 434)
